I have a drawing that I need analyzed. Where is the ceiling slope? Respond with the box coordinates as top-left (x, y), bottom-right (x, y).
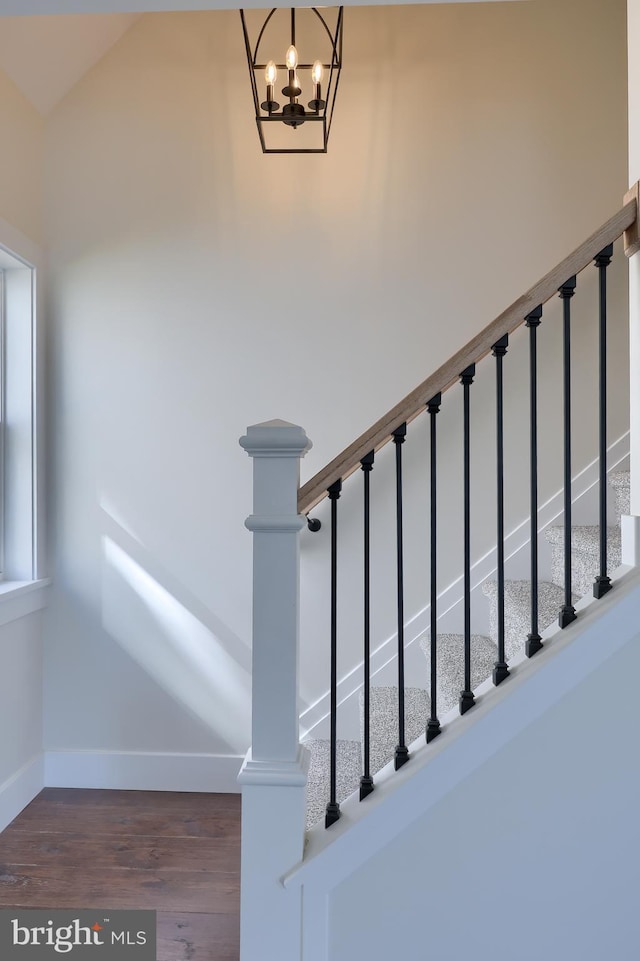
top-left (0, 13), bottom-right (138, 114)
top-left (0, 0), bottom-right (518, 13)
top-left (0, 0), bottom-right (523, 114)
top-left (0, 14), bottom-right (139, 113)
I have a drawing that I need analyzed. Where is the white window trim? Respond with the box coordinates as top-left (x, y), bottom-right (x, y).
top-left (0, 216), bottom-right (49, 625)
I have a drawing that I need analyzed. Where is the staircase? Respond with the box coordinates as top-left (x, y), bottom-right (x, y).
top-left (304, 471), bottom-right (630, 829)
top-left (238, 188), bottom-right (640, 961)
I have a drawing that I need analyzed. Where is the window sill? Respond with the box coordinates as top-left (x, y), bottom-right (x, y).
top-left (0, 578), bottom-right (50, 627)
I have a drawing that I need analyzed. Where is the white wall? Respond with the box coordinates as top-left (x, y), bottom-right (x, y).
top-left (43, 0), bottom-right (628, 778)
top-left (630, 0), bottom-right (640, 186)
top-left (0, 69), bottom-right (43, 244)
top-left (329, 616), bottom-right (640, 961)
top-left (628, 0), bottom-right (640, 517)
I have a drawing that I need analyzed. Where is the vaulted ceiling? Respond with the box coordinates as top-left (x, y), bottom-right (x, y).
top-left (0, 14), bottom-right (139, 113)
top-left (0, 0), bottom-right (518, 115)
top-left (0, 0), bottom-right (502, 10)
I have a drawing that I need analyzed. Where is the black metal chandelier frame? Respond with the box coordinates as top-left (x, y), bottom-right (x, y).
top-left (240, 6), bottom-right (344, 154)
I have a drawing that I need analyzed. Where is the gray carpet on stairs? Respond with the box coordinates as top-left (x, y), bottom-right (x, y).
top-left (418, 633), bottom-right (497, 716)
top-left (304, 469), bottom-right (631, 829)
top-left (358, 686), bottom-right (430, 777)
top-left (545, 524), bottom-right (621, 597)
top-left (482, 579), bottom-right (577, 658)
top-left (304, 738), bottom-right (362, 829)
top-left (610, 470), bottom-right (630, 519)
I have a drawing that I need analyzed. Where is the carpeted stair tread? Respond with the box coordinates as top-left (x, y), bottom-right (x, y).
top-left (418, 633), bottom-right (497, 716)
top-left (609, 470), bottom-right (630, 520)
top-left (545, 524), bottom-right (621, 596)
top-left (482, 579), bottom-right (577, 659)
top-left (359, 686), bottom-right (430, 776)
top-left (304, 737), bottom-right (362, 829)
top-left (544, 524), bottom-right (621, 553)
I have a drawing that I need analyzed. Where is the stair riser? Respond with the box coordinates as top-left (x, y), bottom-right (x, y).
top-left (488, 604), bottom-right (546, 660)
top-left (419, 634), bottom-right (497, 717)
top-left (304, 738), bottom-right (363, 829)
top-left (549, 542), bottom-right (622, 598)
top-left (610, 472), bottom-right (630, 521)
top-left (359, 688), bottom-right (430, 776)
top-left (484, 581), bottom-right (567, 658)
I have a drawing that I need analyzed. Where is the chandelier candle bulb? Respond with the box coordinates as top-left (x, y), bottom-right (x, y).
top-left (285, 44), bottom-right (299, 98)
top-left (310, 59), bottom-right (324, 111)
top-left (265, 61), bottom-right (277, 109)
top-left (286, 44), bottom-right (298, 71)
top-left (261, 59), bottom-right (280, 113)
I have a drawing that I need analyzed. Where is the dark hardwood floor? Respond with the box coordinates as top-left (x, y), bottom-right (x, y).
top-left (0, 788), bottom-right (241, 960)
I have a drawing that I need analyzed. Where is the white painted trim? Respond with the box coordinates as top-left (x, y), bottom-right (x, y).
top-left (238, 744), bottom-right (310, 787)
top-left (300, 432), bottom-right (630, 738)
top-left (245, 515), bottom-right (307, 533)
top-left (0, 753), bottom-right (44, 833)
top-left (0, 218), bottom-right (41, 270)
top-left (44, 751), bottom-right (243, 793)
top-left (0, 579), bottom-right (49, 627)
top-left (300, 881), bottom-right (330, 961)
top-left (621, 514), bottom-right (640, 565)
top-left (240, 420), bottom-right (310, 765)
top-left (287, 564), bottom-right (640, 905)
top-left (629, 253), bottom-right (640, 515)
top-left (0, 216), bottom-right (45, 584)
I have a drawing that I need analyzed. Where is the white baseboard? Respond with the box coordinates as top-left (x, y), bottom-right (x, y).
top-left (44, 751), bottom-right (243, 793)
top-left (300, 431), bottom-right (630, 740)
top-left (0, 753), bottom-right (44, 832)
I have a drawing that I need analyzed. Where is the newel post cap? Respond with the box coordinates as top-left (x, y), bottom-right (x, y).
top-left (239, 419), bottom-right (312, 458)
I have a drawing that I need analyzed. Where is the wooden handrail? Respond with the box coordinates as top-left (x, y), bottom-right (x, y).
top-left (299, 193), bottom-right (638, 515)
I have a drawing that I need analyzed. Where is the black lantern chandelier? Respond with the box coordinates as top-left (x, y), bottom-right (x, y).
top-left (240, 7), bottom-right (344, 154)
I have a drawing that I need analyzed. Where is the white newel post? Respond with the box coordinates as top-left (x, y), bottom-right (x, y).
top-left (625, 0), bottom-right (640, 565)
top-left (238, 419), bottom-right (312, 961)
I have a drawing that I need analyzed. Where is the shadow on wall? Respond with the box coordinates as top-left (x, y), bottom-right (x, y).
top-left (100, 504), bottom-right (254, 754)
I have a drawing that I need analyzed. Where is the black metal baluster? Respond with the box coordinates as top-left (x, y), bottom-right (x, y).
top-left (325, 479), bottom-right (342, 827)
top-left (525, 306), bottom-right (544, 657)
top-left (594, 244), bottom-right (614, 599)
top-left (492, 336), bottom-right (510, 685)
top-left (393, 423), bottom-right (409, 769)
top-left (459, 366), bottom-right (475, 715)
top-left (559, 277), bottom-right (577, 628)
top-left (360, 451), bottom-right (375, 799)
top-left (426, 394), bottom-right (442, 743)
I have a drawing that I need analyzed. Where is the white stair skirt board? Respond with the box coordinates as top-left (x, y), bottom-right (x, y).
top-left (44, 751), bottom-right (243, 793)
top-left (0, 754), bottom-right (44, 833)
top-left (303, 460), bottom-right (631, 830)
top-left (299, 434), bottom-right (629, 742)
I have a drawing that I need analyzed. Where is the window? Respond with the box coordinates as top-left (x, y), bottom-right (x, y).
top-left (0, 217), bottom-right (47, 624)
